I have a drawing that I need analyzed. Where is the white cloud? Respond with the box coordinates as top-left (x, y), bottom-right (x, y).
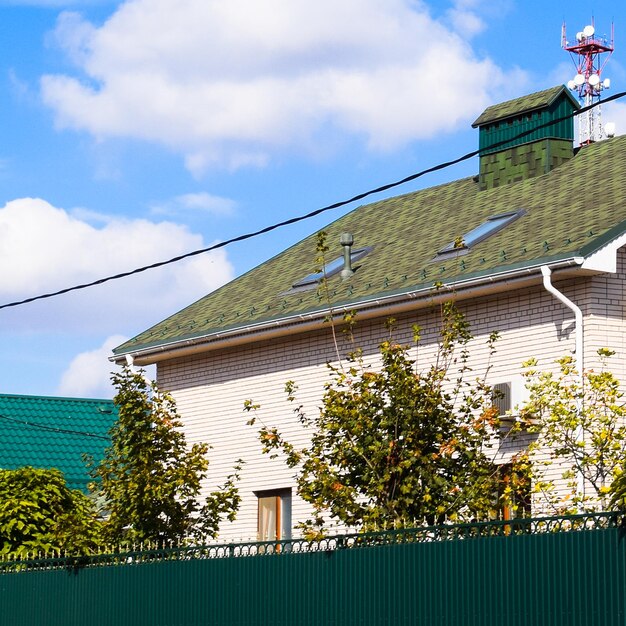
top-left (151, 192), bottom-right (237, 217)
top-left (57, 334), bottom-right (157, 398)
top-left (50, 10), bottom-right (97, 66)
top-left (57, 334), bottom-right (128, 398)
top-left (549, 61), bottom-right (576, 88)
top-left (8, 69), bottom-right (31, 101)
top-left (446, 10), bottom-right (484, 37)
top-left (602, 102), bottom-right (626, 137)
top-left (445, 0), bottom-right (486, 38)
top-left (69, 206), bottom-right (118, 224)
top-left (0, 197), bottom-right (234, 334)
top-left (41, 0), bottom-right (520, 172)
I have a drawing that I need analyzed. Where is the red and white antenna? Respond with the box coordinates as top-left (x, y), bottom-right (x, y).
top-left (562, 21), bottom-right (614, 145)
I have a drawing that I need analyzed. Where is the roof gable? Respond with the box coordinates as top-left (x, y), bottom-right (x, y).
top-left (0, 394), bottom-right (116, 491)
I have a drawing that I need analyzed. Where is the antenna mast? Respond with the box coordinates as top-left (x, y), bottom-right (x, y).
top-left (562, 21), bottom-right (614, 145)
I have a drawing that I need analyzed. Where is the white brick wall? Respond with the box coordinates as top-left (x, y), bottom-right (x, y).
top-left (157, 250), bottom-right (626, 539)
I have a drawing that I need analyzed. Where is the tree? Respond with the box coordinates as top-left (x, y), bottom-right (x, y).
top-left (0, 466), bottom-right (102, 558)
top-left (246, 306), bottom-right (502, 535)
top-left (92, 368), bottom-right (241, 545)
top-left (610, 464), bottom-right (626, 510)
top-left (519, 350), bottom-right (626, 513)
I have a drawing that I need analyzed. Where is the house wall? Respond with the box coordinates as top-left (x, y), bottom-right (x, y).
top-left (157, 251), bottom-right (626, 540)
top-left (585, 249), bottom-right (626, 375)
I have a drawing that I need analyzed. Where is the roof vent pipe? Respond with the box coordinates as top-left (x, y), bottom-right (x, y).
top-left (340, 233), bottom-right (355, 280)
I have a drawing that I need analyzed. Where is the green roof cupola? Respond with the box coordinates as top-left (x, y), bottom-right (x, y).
top-left (472, 85), bottom-right (580, 190)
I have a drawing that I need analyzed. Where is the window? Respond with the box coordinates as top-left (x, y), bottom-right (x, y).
top-left (256, 489), bottom-right (292, 542)
top-left (497, 463), bottom-right (531, 522)
top-left (291, 247), bottom-right (372, 290)
top-left (437, 210), bottom-right (524, 257)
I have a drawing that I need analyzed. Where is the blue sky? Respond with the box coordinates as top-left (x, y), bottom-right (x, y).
top-left (1, 0), bottom-right (625, 398)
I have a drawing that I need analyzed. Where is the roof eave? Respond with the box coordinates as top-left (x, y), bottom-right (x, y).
top-left (112, 256), bottom-right (592, 367)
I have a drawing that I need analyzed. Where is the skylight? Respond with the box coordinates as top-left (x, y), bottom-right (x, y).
top-left (437, 210), bottom-right (524, 256)
top-left (292, 247), bottom-right (371, 289)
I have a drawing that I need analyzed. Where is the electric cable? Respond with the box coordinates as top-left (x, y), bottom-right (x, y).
top-left (0, 90), bottom-right (624, 312)
top-left (0, 412), bottom-right (110, 440)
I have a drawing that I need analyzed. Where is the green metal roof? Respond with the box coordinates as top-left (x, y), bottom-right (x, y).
top-left (115, 129), bottom-right (626, 359)
top-left (472, 85), bottom-right (579, 128)
top-left (0, 394), bottom-right (116, 492)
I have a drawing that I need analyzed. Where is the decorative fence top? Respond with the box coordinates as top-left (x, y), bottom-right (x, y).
top-left (1, 511), bottom-right (623, 574)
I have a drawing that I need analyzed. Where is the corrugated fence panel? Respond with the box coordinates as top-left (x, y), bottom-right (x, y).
top-left (1, 516), bottom-right (624, 626)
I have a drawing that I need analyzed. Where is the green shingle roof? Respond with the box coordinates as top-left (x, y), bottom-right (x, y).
top-left (114, 128), bottom-right (626, 359)
top-left (472, 85), bottom-right (579, 127)
top-left (0, 395), bottom-right (117, 491)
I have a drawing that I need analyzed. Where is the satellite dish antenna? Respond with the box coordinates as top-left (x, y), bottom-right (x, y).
top-left (567, 79), bottom-right (576, 90)
top-left (605, 122), bottom-right (616, 137)
top-left (576, 31), bottom-right (584, 41)
top-left (583, 25), bottom-right (595, 38)
top-left (588, 74), bottom-right (600, 87)
top-left (574, 73), bottom-right (585, 86)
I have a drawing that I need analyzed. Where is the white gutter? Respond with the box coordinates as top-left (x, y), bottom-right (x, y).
top-left (540, 265), bottom-right (585, 503)
top-left (113, 257), bottom-right (586, 367)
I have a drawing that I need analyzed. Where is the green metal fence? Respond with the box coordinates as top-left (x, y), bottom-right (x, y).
top-left (1, 512), bottom-right (624, 626)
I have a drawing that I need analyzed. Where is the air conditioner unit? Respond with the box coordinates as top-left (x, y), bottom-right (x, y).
top-left (492, 381), bottom-right (512, 417)
top-left (493, 379), bottom-right (536, 430)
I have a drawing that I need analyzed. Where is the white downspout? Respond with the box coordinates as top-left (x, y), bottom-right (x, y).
top-left (125, 352), bottom-right (154, 387)
top-left (125, 354), bottom-right (136, 371)
top-left (540, 265), bottom-right (585, 503)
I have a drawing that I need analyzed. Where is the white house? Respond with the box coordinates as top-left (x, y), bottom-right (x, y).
top-left (112, 86), bottom-right (626, 541)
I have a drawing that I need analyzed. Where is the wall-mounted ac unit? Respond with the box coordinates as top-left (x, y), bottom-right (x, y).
top-left (492, 378), bottom-right (536, 429)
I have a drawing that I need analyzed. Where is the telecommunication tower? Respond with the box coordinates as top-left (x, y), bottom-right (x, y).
top-left (562, 21), bottom-right (614, 145)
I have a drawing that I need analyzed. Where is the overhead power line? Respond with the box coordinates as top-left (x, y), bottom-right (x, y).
top-left (0, 412), bottom-right (110, 440)
top-left (1, 90), bottom-right (624, 312)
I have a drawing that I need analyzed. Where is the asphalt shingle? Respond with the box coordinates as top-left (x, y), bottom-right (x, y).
top-left (114, 122), bottom-right (626, 357)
